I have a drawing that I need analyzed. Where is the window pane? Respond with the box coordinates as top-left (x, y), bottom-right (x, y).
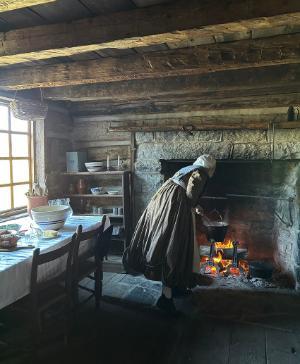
top-left (12, 160), bottom-right (29, 183)
top-left (0, 186), bottom-right (11, 211)
top-left (0, 104), bottom-right (9, 130)
top-left (13, 184), bottom-right (29, 208)
top-left (0, 160), bottom-right (11, 185)
top-left (0, 133), bottom-right (9, 157)
top-left (10, 113), bottom-right (28, 132)
top-left (11, 134), bottom-right (29, 157)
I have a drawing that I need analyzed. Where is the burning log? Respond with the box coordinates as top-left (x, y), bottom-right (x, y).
top-left (200, 239), bottom-right (249, 277)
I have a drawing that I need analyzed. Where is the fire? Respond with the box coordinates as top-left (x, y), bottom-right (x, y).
top-left (215, 240), bottom-right (234, 249)
top-left (200, 240), bottom-right (249, 278)
top-left (213, 251), bottom-right (223, 264)
top-left (205, 265), bottom-right (218, 275)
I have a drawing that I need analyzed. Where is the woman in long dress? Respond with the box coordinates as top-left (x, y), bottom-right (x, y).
top-left (123, 154), bottom-right (216, 313)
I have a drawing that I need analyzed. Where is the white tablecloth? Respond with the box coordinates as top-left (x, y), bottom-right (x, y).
top-left (0, 215), bottom-right (109, 310)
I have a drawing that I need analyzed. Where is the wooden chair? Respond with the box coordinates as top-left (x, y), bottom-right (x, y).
top-left (28, 235), bottom-right (75, 346)
top-left (97, 224), bottom-right (114, 297)
top-left (73, 216), bottom-right (107, 310)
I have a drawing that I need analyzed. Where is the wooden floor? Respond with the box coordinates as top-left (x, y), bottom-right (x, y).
top-left (1, 273), bottom-right (300, 364)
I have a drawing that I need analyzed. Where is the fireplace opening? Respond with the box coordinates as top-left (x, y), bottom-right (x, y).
top-left (160, 159), bottom-right (300, 290)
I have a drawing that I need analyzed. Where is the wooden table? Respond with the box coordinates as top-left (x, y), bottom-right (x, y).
top-left (0, 215), bottom-right (108, 310)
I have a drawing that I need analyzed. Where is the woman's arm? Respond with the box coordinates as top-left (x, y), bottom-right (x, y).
top-left (186, 170), bottom-right (207, 207)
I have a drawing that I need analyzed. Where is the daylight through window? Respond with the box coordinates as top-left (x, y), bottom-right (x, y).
top-left (0, 103), bottom-right (33, 212)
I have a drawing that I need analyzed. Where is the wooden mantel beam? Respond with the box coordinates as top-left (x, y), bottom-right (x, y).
top-left (42, 64), bottom-right (300, 102)
top-left (0, 0), bottom-right (300, 66)
top-left (2, 33), bottom-right (300, 90)
top-left (69, 93), bottom-right (300, 117)
top-left (0, 0), bottom-right (56, 12)
top-left (107, 121), bottom-right (300, 132)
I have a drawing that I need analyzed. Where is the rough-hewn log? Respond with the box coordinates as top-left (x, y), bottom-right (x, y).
top-left (2, 33), bottom-right (300, 90)
top-left (70, 93), bottom-right (300, 116)
top-left (0, 0), bottom-right (300, 66)
top-left (0, 0), bottom-right (55, 12)
top-left (108, 121), bottom-right (300, 132)
top-left (73, 106), bottom-right (287, 122)
top-left (42, 64), bottom-right (300, 102)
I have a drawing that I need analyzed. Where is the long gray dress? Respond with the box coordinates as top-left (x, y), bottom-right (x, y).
top-left (123, 166), bottom-right (208, 289)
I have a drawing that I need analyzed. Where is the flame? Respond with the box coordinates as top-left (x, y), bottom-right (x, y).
top-left (200, 241), bottom-right (249, 277)
top-left (205, 265), bottom-right (218, 275)
top-left (213, 251), bottom-right (223, 264)
top-left (215, 240), bottom-right (234, 249)
top-left (229, 267), bottom-right (240, 275)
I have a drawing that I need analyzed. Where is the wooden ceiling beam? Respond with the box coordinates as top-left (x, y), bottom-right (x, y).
top-left (42, 64), bottom-right (300, 102)
top-left (73, 107), bottom-right (288, 123)
top-left (0, 0), bottom-right (56, 12)
top-left (107, 121), bottom-right (300, 132)
top-left (0, 0), bottom-right (300, 66)
top-left (69, 93), bottom-right (300, 116)
top-left (2, 33), bottom-right (300, 90)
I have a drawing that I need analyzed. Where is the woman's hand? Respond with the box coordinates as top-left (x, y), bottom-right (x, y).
top-left (195, 205), bottom-right (204, 216)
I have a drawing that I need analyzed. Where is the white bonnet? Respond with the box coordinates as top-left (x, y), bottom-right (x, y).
top-left (193, 154), bottom-right (216, 178)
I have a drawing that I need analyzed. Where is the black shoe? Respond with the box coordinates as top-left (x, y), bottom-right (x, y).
top-left (172, 287), bottom-right (193, 298)
top-left (156, 295), bottom-right (180, 316)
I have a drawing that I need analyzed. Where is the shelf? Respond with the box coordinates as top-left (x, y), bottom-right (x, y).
top-left (61, 171), bottom-right (127, 176)
top-left (62, 169), bottom-right (132, 258)
top-left (77, 213), bottom-right (124, 219)
top-left (67, 194), bottom-right (123, 198)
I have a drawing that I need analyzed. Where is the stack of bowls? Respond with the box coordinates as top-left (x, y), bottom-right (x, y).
top-left (31, 205), bottom-right (72, 230)
top-left (85, 162), bottom-right (103, 172)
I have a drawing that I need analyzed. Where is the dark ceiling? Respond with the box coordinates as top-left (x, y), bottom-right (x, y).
top-left (0, 0), bottom-right (173, 32)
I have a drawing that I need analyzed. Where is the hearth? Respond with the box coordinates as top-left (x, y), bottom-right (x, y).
top-left (160, 159), bottom-right (300, 290)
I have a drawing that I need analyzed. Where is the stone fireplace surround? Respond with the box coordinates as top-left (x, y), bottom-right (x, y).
top-left (133, 129), bottom-right (300, 288)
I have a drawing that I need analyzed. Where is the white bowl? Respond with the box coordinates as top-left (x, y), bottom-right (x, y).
top-left (86, 167), bottom-right (103, 172)
top-left (85, 162), bottom-right (103, 167)
top-left (31, 205), bottom-right (71, 230)
top-left (85, 162), bottom-right (104, 172)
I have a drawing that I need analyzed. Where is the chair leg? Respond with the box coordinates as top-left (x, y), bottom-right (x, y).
top-left (30, 309), bottom-right (42, 359)
top-left (99, 262), bottom-right (103, 298)
top-left (64, 298), bottom-right (73, 346)
top-left (72, 283), bottom-right (79, 311)
top-left (94, 268), bottom-right (101, 310)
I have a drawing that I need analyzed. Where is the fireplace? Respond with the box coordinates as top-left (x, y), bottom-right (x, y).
top-left (160, 159), bottom-right (300, 290)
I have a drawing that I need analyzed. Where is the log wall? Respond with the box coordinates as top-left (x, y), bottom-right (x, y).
top-left (43, 106), bottom-right (73, 196)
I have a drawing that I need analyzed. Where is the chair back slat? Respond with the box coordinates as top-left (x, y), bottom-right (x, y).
top-left (98, 225), bottom-right (113, 258)
top-left (73, 216), bottom-right (106, 275)
top-left (76, 228), bottom-right (100, 242)
top-left (74, 216), bottom-right (106, 256)
top-left (37, 238), bottom-right (75, 265)
top-left (72, 216), bottom-right (110, 310)
top-left (30, 234), bottom-right (76, 300)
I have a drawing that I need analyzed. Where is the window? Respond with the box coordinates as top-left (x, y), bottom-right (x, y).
top-left (0, 103), bottom-right (33, 212)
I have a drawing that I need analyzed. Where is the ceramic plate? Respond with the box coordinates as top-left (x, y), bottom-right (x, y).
top-left (41, 232), bottom-right (60, 240)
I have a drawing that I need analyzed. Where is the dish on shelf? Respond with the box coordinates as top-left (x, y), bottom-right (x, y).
top-left (90, 187), bottom-right (105, 195)
top-left (107, 190), bottom-right (120, 195)
top-left (85, 162), bottom-right (104, 172)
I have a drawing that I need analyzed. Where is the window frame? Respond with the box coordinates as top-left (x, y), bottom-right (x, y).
top-left (0, 102), bottom-right (33, 214)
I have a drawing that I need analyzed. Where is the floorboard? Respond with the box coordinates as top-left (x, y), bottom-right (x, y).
top-left (266, 329), bottom-right (300, 364)
top-left (228, 324), bottom-right (266, 364)
top-left (1, 273), bottom-right (300, 364)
